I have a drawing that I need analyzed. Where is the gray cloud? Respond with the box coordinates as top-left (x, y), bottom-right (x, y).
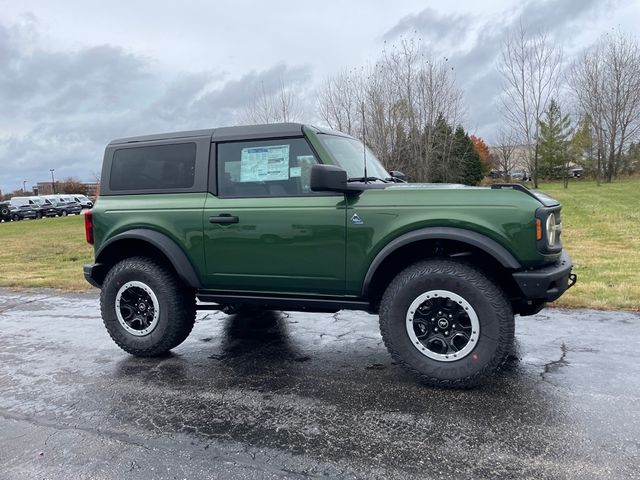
top-left (0, 17), bottom-right (312, 192)
top-left (383, 8), bottom-right (472, 45)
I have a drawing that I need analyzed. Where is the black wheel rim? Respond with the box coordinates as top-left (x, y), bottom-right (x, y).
top-left (115, 281), bottom-right (160, 336)
top-left (406, 290), bottom-right (479, 362)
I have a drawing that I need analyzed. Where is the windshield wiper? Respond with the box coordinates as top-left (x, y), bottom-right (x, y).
top-left (347, 176), bottom-right (388, 183)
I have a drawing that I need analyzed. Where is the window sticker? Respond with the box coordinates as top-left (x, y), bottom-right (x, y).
top-left (224, 161), bottom-right (241, 181)
top-left (240, 145), bottom-right (290, 182)
top-left (289, 167), bottom-right (302, 177)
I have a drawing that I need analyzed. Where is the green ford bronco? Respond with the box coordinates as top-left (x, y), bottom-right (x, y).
top-left (84, 123), bottom-right (575, 387)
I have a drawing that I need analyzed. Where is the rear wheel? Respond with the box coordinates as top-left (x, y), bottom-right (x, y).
top-left (379, 259), bottom-right (514, 388)
top-left (61, 210), bottom-right (68, 217)
top-left (100, 256), bottom-right (196, 357)
top-left (12, 214), bottom-right (20, 221)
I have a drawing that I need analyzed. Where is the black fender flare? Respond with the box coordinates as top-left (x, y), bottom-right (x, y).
top-left (96, 229), bottom-right (201, 288)
top-left (361, 227), bottom-right (521, 296)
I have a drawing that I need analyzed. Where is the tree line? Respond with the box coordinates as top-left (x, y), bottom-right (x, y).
top-left (499, 26), bottom-right (640, 188)
top-left (0, 177), bottom-right (91, 201)
top-left (244, 28), bottom-right (640, 188)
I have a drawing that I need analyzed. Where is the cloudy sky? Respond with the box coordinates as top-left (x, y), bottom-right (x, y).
top-left (0, 0), bottom-right (638, 192)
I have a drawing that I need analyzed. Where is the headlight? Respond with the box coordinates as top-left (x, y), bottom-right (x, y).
top-left (546, 214), bottom-right (556, 246)
top-left (535, 207), bottom-right (562, 253)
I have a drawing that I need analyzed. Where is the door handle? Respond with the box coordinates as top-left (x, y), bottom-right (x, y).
top-left (209, 214), bottom-right (239, 224)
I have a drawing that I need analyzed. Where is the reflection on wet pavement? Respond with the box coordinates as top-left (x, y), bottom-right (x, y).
top-left (0, 289), bottom-right (638, 479)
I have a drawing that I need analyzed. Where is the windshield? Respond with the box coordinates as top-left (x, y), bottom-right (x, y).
top-left (318, 134), bottom-right (389, 180)
top-left (31, 198), bottom-right (44, 206)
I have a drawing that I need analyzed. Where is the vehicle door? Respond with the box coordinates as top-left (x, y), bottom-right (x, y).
top-left (202, 136), bottom-right (347, 295)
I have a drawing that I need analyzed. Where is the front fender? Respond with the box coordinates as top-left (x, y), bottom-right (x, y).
top-left (361, 227), bottom-right (522, 296)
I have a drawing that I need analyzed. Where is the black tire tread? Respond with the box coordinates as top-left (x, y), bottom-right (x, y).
top-left (100, 256), bottom-right (196, 357)
top-left (379, 258), bottom-right (514, 389)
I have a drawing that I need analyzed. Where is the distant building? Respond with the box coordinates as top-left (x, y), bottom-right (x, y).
top-left (35, 182), bottom-right (59, 195)
top-left (35, 181), bottom-right (99, 197)
top-left (488, 144), bottom-right (533, 175)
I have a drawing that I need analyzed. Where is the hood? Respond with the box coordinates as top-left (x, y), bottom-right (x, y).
top-left (529, 190), bottom-right (559, 207)
top-left (387, 182), bottom-right (478, 190)
top-left (386, 182), bottom-right (559, 207)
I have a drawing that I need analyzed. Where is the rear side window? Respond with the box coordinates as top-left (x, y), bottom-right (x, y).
top-left (110, 143), bottom-right (196, 191)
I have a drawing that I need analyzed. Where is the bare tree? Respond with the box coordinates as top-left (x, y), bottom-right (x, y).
top-left (498, 23), bottom-right (562, 188)
top-left (242, 78), bottom-right (303, 124)
top-left (568, 32), bottom-right (640, 183)
top-left (316, 69), bottom-right (363, 136)
top-left (316, 37), bottom-right (464, 182)
top-left (59, 177), bottom-right (89, 195)
top-left (494, 129), bottom-right (519, 180)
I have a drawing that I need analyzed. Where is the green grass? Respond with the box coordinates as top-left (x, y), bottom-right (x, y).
top-left (536, 178), bottom-right (640, 311)
top-left (0, 180), bottom-right (638, 310)
top-left (0, 215), bottom-right (93, 290)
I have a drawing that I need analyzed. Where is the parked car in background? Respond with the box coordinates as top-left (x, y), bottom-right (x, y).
top-left (43, 195), bottom-right (83, 216)
top-left (10, 204), bottom-right (38, 221)
top-left (9, 196), bottom-right (55, 219)
top-left (511, 170), bottom-right (530, 181)
top-left (69, 194), bottom-right (94, 209)
top-left (570, 167), bottom-right (583, 178)
top-left (29, 196), bottom-right (59, 217)
top-left (0, 201), bottom-right (11, 222)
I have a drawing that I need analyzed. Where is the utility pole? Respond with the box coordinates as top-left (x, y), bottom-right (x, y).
top-left (50, 169), bottom-right (56, 194)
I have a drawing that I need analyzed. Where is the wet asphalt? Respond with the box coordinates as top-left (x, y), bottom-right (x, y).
top-left (0, 289), bottom-right (638, 480)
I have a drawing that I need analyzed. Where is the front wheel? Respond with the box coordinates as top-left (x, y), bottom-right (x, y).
top-left (379, 259), bottom-right (514, 388)
top-left (100, 256), bottom-right (196, 357)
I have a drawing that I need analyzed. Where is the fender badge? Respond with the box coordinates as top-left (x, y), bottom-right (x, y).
top-left (351, 213), bottom-right (364, 225)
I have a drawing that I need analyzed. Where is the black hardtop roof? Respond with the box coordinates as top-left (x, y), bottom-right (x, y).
top-left (107, 123), bottom-right (329, 145)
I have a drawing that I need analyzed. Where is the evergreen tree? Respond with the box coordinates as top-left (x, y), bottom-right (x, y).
top-left (429, 115), bottom-right (455, 183)
top-left (457, 129), bottom-right (484, 186)
top-left (538, 99), bottom-right (572, 181)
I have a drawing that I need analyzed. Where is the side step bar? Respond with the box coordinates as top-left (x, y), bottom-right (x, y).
top-left (196, 291), bottom-right (371, 313)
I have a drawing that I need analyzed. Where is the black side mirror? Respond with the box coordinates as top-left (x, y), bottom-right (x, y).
top-left (310, 164), bottom-right (349, 192)
top-left (389, 170), bottom-right (407, 182)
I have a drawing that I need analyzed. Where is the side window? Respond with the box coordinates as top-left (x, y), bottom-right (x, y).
top-left (217, 138), bottom-right (319, 198)
top-left (110, 143), bottom-right (196, 191)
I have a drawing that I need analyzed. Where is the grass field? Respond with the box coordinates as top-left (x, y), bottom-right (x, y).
top-left (535, 178), bottom-right (640, 310)
top-left (0, 180), bottom-right (638, 310)
top-left (0, 215), bottom-right (93, 290)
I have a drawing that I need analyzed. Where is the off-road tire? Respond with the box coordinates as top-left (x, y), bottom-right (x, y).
top-left (0, 206), bottom-right (9, 218)
top-left (100, 256), bottom-right (196, 357)
top-left (379, 259), bottom-right (514, 388)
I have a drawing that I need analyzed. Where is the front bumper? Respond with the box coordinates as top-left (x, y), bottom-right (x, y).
top-left (512, 250), bottom-right (576, 302)
top-left (84, 263), bottom-right (105, 288)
